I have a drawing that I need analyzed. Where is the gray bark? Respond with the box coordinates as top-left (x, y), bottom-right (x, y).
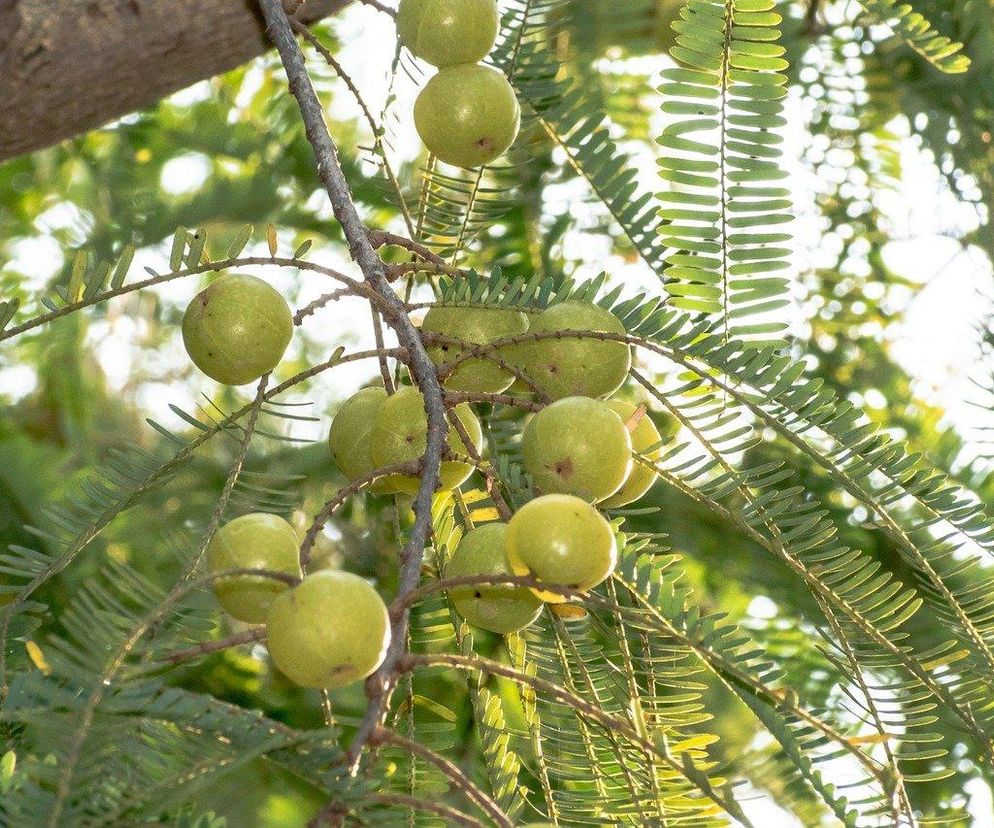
top-left (0, 0), bottom-right (349, 162)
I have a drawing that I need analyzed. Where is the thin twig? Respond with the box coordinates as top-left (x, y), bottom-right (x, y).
top-left (384, 260), bottom-right (458, 280)
top-left (161, 629), bottom-right (266, 665)
top-left (370, 304), bottom-right (395, 394)
top-left (356, 0), bottom-right (396, 17)
top-left (447, 410), bottom-right (513, 521)
top-left (422, 330), bottom-right (550, 401)
top-left (298, 460), bottom-right (421, 569)
top-left (294, 288), bottom-right (351, 325)
top-left (367, 228), bottom-right (448, 268)
top-left (292, 20), bottom-right (415, 235)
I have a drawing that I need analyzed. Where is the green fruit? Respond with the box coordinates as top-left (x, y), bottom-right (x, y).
top-left (514, 300), bottom-right (630, 400)
top-left (601, 400), bottom-right (662, 507)
top-left (414, 64), bottom-right (520, 169)
top-left (446, 523), bottom-right (542, 633)
top-left (266, 570), bottom-right (391, 689)
top-left (421, 305), bottom-right (530, 393)
top-left (522, 397), bottom-right (632, 502)
top-left (370, 386), bottom-right (483, 495)
top-left (208, 513), bottom-right (302, 624)
top-left (328, 387), bottom-right (396, 494)
top-left (505, 494), bottom-right (616, 603)
top-left (397, 0), bottom-right (499, 67)
top-left (182, 273), bottom-right (293, 386)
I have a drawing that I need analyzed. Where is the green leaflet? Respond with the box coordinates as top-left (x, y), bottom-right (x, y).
top-left (857, 0), bottom-right (970, 73)
top-left (659, 0), bottom-right (792, 346)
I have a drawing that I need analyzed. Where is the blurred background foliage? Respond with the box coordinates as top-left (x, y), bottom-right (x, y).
top-left (3, 0), bottom-right (994, 823)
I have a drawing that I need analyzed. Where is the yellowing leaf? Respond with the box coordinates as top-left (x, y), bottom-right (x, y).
top-left (68, 249), bottom-right (87, 303)
top-left (551, 603), bottom-right (587, 620)
top-left (412, 694), bottom-right (458, 721)
top-left (459, 488), bottom-right (490, 505)
top-left (469, 507), bottom-right (501, 523)
top-left (848, 732), bottom-right (895, 746)
top-left (670, 733), bottom-right (720, 753)
top-left (26, 640), bottom-right (52, 676)
top-left (267, 223), bottom-right (278, 257)
top-left (625, 404), bottom-right (647, 432)
top-left (922, 649), bottom-right (970, 671)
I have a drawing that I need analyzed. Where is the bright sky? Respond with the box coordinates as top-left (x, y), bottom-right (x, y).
top-left (1, 2), bottom-right (992, 824)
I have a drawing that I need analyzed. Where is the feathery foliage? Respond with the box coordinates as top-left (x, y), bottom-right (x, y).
top-left (3, 0), bottom-right (994, 824)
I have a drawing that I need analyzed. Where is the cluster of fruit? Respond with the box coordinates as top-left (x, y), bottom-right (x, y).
top-left (207, 512), bottom-right (391, 689)
top-left (398, 0), bottom-right (521, 169)
top-left (330, 298), bottom-right (662, 636)
top-left (181, 269), bottom-right (663, 684)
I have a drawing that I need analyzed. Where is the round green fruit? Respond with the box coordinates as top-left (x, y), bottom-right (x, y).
top-left (328, 387), bottom-right (396, 494)
top-left (522, 397), bottom-right (632, 502)
top-left (208, 513), bottom-right (302, 624)
top-left (397, 0), bottom-right (499, 68)
top-left (600, 400), bottom-right (662, 508)
top-left (266, 570), bottom-right (390, 689)
top-left (514, 300), bottom-right (630, 400)
top-left (370, 386), bottom-right (483, 495)
top-left (446, 523), bottom-right (542, 634)
top-left (421, 304), bottom-right (530, 393)
top-left (505, 494), bottom-right (617, 603)
top-left (414, 64), bottom-right (520, 169)
top-left (182, 273), bottom-right (293, 386)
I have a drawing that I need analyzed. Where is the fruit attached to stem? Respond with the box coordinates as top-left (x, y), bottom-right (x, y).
top-left (182, 273), bottom-right (292, 386)
top-left (414, 64), bottom-right (520, 169)
top-left (504, 494), bottom-right (616, 603)
top-left (522, 397), bottom-right (632, 502)
top-left (513, 300), bottom-right (630, 400)
top-left (370, 386), bottom-right (483, 495)
top-left (208, 513), bottom-right (302, 623)
top-left (446, 523), bottom-right (542, 633)
top-left (601, 400), bottom-right (662, 507)
top-left (266, 570), bottom-right (390, 689)
top-left (397, 0), bottom-right (499, 68)
top-left (421, 304), bottom-right (530, 393)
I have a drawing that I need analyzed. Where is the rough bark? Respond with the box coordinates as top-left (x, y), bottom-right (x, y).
top-left (0, 0), bottom-right (349, 162)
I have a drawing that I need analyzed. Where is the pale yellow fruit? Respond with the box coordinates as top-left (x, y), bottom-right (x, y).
top-left (266, 571), bottom-right (390, 689)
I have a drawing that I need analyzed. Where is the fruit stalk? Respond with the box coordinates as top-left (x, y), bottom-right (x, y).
top-left (258, 0), bottom-right (450, 792)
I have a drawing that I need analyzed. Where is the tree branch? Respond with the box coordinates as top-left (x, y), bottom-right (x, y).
top-left (0, 0), bottom-right (351, 161)
top-left (256, 2), bottom-right (452, 813)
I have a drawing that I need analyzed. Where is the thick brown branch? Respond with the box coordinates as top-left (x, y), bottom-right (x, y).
top-left (0, 0), bottom-right (350, 161)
